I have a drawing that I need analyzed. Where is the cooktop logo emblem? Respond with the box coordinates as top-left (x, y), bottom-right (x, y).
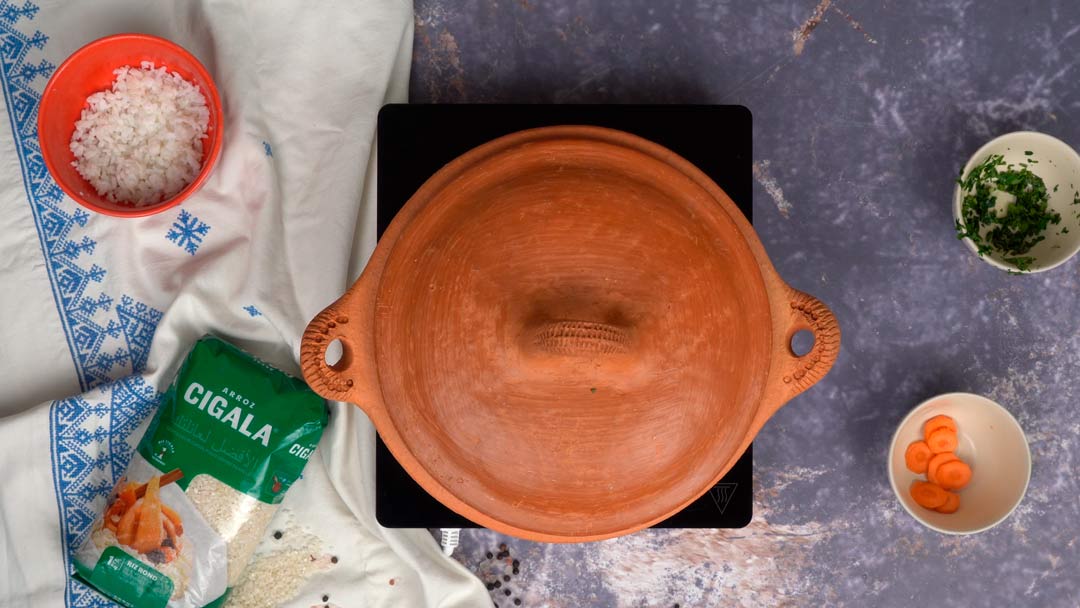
top-left (709, 483), bottom-right (738, 514)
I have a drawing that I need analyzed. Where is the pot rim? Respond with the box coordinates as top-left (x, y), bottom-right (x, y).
top-left (301, 125), bottom-right (841, 541)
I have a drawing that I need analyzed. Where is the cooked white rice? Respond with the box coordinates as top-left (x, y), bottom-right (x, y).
top-left (69, 61), bottom-right (209, 206)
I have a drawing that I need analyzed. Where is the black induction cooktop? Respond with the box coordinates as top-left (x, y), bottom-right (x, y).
top-left (375, 104), bottom-right (753, 530)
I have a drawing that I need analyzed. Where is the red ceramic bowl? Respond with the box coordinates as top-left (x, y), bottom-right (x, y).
top-left (38, 34), bottom-right (223, 218)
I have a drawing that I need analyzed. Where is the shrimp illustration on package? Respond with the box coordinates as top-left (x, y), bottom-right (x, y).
top-left (73, 335), bottom-right (327, 608)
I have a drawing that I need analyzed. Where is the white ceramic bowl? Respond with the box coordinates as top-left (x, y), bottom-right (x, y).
top-left (954, 131), bottom-right (1080, 273)
top-left (888, 392), bottom-right (1031, 534)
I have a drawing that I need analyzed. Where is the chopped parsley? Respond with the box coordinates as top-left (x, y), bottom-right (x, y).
top-left (1004, 256), bottom-right (1037, 272)
top-left (955, 153), bottom-right (1061, 271)
top-left (1024, 150), bottom-right (1034, 155)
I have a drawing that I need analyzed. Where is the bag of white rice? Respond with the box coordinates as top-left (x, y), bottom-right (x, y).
top-left (73, 335), bottom-right (327, 608)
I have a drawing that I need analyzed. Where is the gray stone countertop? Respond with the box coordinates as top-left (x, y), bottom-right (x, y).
top-left (410, 1), bottom-right (1080, 606)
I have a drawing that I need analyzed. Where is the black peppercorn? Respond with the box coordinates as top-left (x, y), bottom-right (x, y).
top-left (486, 551), bottom-right (494, 559)
top-left (512, 559), bottom-right (520, 568)
top-left (503, 575), bottom-right (510, 582)
top-left (504, 589), bottom-right (511, 596)
top-left (330, 556), bottom-right (338, 564)
top-left (512, 568), bottom-right (519, 575)
top-left (273, 531), bottom-right (283, 540)
top-left (494, 581), bottom-right (501, 588)
top-left (322, 595), bottom-right (329, 602)
top-left (486, 582), bottom-right (495, 590)
top-left (514, 600), bottom-right (521, 606)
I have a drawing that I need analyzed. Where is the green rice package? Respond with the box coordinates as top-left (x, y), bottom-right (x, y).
top-left (73, 335), bottom-right (328, 608)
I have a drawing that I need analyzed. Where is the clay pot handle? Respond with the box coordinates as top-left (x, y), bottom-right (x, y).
top-left (300, 304), bottom-right (359, 403)
top-left (772, 286), bottom-right (840, 407)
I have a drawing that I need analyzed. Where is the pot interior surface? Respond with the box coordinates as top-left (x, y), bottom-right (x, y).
top-left (374, 134), bottom-right (772, 537)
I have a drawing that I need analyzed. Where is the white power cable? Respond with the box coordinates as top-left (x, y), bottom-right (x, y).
top-left (439, 527), bottom-right (461, 556)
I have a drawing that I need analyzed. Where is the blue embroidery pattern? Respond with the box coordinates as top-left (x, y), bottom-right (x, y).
top-left (243, 305), bottom-right (262, 317)
top-left (0, 0), bottom-right (162, 393)
top-left (166, 209), bottom-right (210, 255)
top-left (262, 140), bottom-right (273, 157)
top-left (50, 376), bottom-right (159, 608)
top-left (0, 4), bottom-right (164, 605)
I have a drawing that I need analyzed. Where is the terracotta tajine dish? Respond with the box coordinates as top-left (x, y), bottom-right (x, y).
top-left (300, 126), bottom-right (840, 542)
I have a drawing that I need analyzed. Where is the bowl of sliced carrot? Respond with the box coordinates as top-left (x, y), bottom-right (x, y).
top-left (888, 392), bottom-right (1031, 534)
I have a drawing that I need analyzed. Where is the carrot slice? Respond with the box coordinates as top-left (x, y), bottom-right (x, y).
top-left (163, 516), bottom-right (179, 545)
top-left (935, 491), bottom-right (961, 514)
top-left (936, 460), bottom-right (973, 490)
top-left (926, 427), bottom-right (958, 454)
top-left (116, 499), bottom-right (141, 546)
top-left (104, 500), bottom-right (126, 523)
top-left (118, 483), bottom-right (137, 508)
top-left (904, 440), bottom-right (933, 474)
top-left (132, 476), bottom-right (164, 554)
top-left (910, 481), bottom-right (949, 509)
top-left (161, 504), bottom-right (184, 536)
top-left (923, 414), bottom-right (957, 438)
top-left (927, 452), bottom-right (959, 485)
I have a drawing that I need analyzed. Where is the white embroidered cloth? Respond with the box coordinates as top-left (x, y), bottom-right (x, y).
top-left (0, 1), bottom-right (487, 606)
